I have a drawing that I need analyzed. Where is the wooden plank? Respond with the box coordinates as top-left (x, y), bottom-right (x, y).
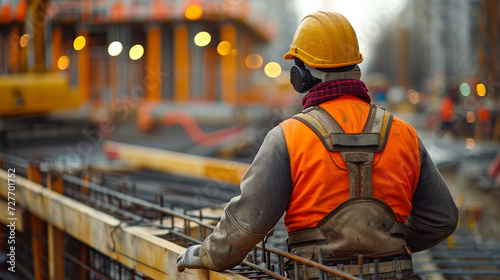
top-left (103, 141), bottom-right (249, 185)
top-left (0, 170), bottom-right (246, 280)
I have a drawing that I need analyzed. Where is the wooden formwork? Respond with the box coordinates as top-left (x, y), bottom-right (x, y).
top-left (0, 169), bottom-right (246, 280)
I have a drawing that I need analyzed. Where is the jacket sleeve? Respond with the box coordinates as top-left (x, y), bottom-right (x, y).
top-left (199, 126), bottom-right (293, 271)
top-left (405, 138), bottom-right (459, 252)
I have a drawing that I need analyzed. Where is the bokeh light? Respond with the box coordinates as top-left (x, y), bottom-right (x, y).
top-left (264, 62), bottom-right (281, 78)
top-left (73, 36), bottom-right (86, 51)
top-left (465, 138), bottom-right (475, 150)
top-left (407, 89), bottom-right (419, 104)
top-left (194, 31), bottom-right (211, 47)
top-left (466, 111), bottom-right (475, 123)
top-left (245, 54), bottom-right (263, 69)
top-left (185, 4), bottom-right (203, 20)
top-left (217, 41), bottom-right (231, 56)
top-left (57, 55), bottom-right (69, 70)
top-left (264, 62), bottom-right (282, 78)
top-left (129, 44), bottom-right (144, 60)
top-left (19, 34), bottom-right (29, 48)
top-left (108, 41), bottom-right (123, 56)
top-left (476, 83), bottom-right (486, 96)
top-left (459, 83), bottom-right (470, 96)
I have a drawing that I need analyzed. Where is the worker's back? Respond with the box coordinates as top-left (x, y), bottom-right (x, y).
top-left (281, 95), bottom-right (420, 232)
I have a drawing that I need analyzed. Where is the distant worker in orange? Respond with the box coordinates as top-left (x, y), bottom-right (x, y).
top-left (177, 11), bottom-right (458, 279)
top-left (476, 99), bottom-right (491, 141)
top-left (438, 85), bottom-right (458, 138)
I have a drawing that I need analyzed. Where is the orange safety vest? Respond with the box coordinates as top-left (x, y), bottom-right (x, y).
top-left (280, 96), bottom-right (421, 233)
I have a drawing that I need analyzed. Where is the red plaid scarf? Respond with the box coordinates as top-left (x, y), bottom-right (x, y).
top-left (302, 79), bottom-right (371, 109)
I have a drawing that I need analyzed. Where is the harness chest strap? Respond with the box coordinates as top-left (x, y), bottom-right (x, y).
top-left (287, 104), bottom-right (400, 248)
top-left (293, 104), bottom-right (393, 198)
top-left (286, 104), bottom-right (412, 276)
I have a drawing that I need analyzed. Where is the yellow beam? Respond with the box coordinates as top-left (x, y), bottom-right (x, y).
top-left (0, 170), bottom-right (246, 280)
top-left (103, 141), bottom-right (250, 185)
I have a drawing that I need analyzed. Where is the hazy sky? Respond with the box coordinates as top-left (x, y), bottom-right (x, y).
top-left (293, 0), bottom-right (409, 69)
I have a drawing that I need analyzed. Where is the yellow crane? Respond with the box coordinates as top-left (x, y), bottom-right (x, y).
top-left (0, 0), bottom-right (80, 118)
top-left (0, 0), bottom-right (84, 144)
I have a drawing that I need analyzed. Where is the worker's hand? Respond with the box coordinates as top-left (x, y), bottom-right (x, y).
top-left (177, 245), bottom-right (203, 272)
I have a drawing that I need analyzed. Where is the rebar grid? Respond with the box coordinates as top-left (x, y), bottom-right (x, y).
top-left (0, 153), bottom-right (365, 279)
top-left (413, 227), bottom-right (500, 280)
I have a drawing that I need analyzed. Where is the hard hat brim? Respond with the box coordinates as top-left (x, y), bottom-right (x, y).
top-left (283, 49), bottom-right (363, 69)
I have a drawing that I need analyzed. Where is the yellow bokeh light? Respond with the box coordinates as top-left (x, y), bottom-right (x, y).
top-left (73, 36), bottom-right (86, 51)
top-left (185, 4), bottom-right (203, 20)
top-left (465, 138), bottom-right (475, 150)
top-left (108, 41), bottom-right (123, 56)
top-left (466, 111), bottom-right (475, 123)
top-left (245, 54), bottom-right (263, 69)
top-left (194, 31), bottom-right (211, 47)
top-left (264, 62), bottom-right (282, 78)
top-left (19, 34), bottom-right (29, 48)
top-left (57, 55), bottom-right (69, 70)
top-left (476, 83), bottom-right (486, 96)
top-left (129, 44), bottom-right (144, 60)
top-left (217, 41), bottom-right (232, 56)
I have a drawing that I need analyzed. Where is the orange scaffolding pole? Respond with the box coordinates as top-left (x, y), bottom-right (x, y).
top-left (51, 26), bottom-right (63, 71)
top-left (28, 159), bottom-right (48, 280)
top-left (146, 25), bottom-right (162, 101)
top-left (174, 24), bottom-right (190, 104)
top-left (47, 172), bottom-right (65, 280)
top-left (204, 45), bottom-right (217, 101)
top-left (32, 0), bottom-right (50, 72)
top-left (220, 23), bottom-right (237, 105)
top-left (9, 26), bottom-right (20, 73)
top-left (78, 29), bottom-right (90, 104)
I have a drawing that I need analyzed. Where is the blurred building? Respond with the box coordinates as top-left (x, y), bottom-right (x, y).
top-left (0, 0), bottom-right (296, 117)
top-left (368, 0), bottom-right (499, 100)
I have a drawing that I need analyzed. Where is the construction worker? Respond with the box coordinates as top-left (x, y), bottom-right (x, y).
top-left (177, 11), bottom-right (458, 279)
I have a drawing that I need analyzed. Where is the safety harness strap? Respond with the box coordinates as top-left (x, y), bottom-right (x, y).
top-left (293, 104), bottom-right (392, 198)
top-left (294, 104), bottom-right (392, 153)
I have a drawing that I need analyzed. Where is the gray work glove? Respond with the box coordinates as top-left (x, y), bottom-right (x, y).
top-left (177, 245), bottom-right (203, 272)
